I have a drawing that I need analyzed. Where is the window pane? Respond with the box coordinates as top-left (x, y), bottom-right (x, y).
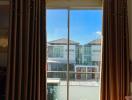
top-left (69, 10), bottom-right (102, 100)
top-left (46, 9), bottom-right (103, 100)
top-left (46, 9), bottom-right (68, 100)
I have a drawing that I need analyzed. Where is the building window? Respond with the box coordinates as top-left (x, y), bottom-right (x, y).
top-left (53, 46), bottom-right (64, 57)
top-left (84, 46), bottom-right (91, 55)
top-left (48, 46), bottom-right (64, 58)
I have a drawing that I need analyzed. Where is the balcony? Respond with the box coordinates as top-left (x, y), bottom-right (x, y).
top-left (47, 72), bottom-right (100, 100)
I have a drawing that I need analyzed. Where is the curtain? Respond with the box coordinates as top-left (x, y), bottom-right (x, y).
top-left (0, 67), bottom-right (6, 99)
top-left (5, 0), bottom-right (46, 100)
top-left (100, 0), bottom-right (130, 100)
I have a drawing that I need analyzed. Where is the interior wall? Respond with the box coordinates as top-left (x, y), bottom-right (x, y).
top-left (46, 0), bottom-right (102, 9)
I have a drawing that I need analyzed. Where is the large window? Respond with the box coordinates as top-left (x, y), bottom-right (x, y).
top-left (46, 8), bottom-right (102, 100)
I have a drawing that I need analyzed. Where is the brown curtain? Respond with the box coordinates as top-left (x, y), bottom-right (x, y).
top-left (100, 0), bottom-right (130, 100)
top-left (5, 0), bottom-right (46, 100)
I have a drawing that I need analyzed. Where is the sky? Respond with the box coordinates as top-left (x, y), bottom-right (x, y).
top-left (46, 9), bottom-right (103, 45)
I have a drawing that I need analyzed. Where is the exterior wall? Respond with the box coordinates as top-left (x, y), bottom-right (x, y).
top-left (47, 41), bottom-right (101, 65)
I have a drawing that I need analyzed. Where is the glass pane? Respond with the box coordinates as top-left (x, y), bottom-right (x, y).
top-left (0, 2), bottom-right (10, 99)
top-left (46, 9), bottom-right (68, 100)
top-left (69, 10), bottom-right (103, 100)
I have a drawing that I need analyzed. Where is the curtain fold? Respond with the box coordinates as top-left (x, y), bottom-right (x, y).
top-left (101, 0), bottom-right (130, 100)
top-left (5, 0), bottom-right (46, 100)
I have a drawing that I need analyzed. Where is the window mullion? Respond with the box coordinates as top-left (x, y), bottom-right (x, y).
top-left (67, 9), bottom-right (70, 100)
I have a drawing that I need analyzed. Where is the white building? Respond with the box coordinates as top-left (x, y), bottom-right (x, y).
top-left (47, 38), bottom-right (101, 80)
top-left (47, 38), bottom-right (102, 100)
top-left (47, 38), bottom-right (79, 80)
top-left (78, 39), bottom-right (102, 65)
top-left (48, 38), bottom-right (79, 64)
top-left (88, 39), bottom-right (102, 65)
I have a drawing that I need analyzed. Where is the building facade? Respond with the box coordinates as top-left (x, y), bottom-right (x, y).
top-left (47, 38), bottom-right (101, 80)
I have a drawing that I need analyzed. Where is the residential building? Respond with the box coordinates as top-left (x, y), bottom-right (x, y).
top-left (47, 38), bottom-right (79, 80)
top-left (76, 38), bottom-right (101, 66)
top-left (47, 38), bottom-right (101, 80)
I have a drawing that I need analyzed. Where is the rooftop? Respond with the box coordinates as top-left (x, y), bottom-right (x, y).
top-left (48, 38), bottom-right (79, 45)
top-left (86, 38), bottom-right (101, 45)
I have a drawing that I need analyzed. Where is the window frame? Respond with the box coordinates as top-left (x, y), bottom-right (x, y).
top-left (46, 2), bottom-right (103, 100)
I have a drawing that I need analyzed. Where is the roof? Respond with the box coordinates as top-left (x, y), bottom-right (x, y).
top-left (48, 38), bottom-right (79, 45)
top-left (86, 39), bottom-right (101, 45)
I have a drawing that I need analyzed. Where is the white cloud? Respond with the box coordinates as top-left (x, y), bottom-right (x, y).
top-left (96, 31), bottom-right (102, 35)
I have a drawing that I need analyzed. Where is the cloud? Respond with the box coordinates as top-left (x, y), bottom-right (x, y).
top-left (96, 31), bottom-right (102, 35)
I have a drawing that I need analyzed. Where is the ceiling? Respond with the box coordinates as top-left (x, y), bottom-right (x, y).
top-left (0, 0), bottom-right (9, 5)
top-left (0, 0), bottom-right (102, 9)
top-left (46, 0), bottom-right (102, 9)
top-left (0, 0), bottom-right (9, 13)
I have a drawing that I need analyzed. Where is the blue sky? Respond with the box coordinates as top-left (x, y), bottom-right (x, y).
top-left (46, 9), bottom-right (103, 44)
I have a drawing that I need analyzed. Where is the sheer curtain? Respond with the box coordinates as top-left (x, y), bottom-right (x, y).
top-left (100, 0), bottom-right (130, 100)
top-left (5, 0), bottom-right (46, 100)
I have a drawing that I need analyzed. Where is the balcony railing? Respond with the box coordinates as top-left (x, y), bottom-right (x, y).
top-left (47, 71), bottom-right (100, 81)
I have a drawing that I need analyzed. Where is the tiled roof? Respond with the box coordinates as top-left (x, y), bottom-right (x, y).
top-left (87, 39), bottom-right (101, 45)
top-left (48, 38), bottom-right (79, 45)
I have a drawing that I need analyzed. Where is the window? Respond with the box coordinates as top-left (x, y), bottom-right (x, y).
top-left (46, 4), bottom-right (102, 100)
top-left (53, 46), bottom-right (64, 57)
top-left (48, 46), bottom-right (64, 58)
top-left (84, 56), bottom-right (91, 65)
top-left (84, 46), bottom-right (91, 55)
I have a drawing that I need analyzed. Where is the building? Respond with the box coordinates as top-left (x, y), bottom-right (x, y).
top-left (76, 38), bottom-right (101, 66)
top-left (47, 38), bottom-right (79, 80)
top-left (47, 38), bottom-right (101, 80)
top-left (75, 39), bottom-right (101, 80)
top-left (47, 38), bottom-right (102, 100)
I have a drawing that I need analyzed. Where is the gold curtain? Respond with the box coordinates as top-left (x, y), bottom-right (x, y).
top-left (100, 0), bottom-right (130, 100)
top-left (5, 0), bottom-right (46, 100)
